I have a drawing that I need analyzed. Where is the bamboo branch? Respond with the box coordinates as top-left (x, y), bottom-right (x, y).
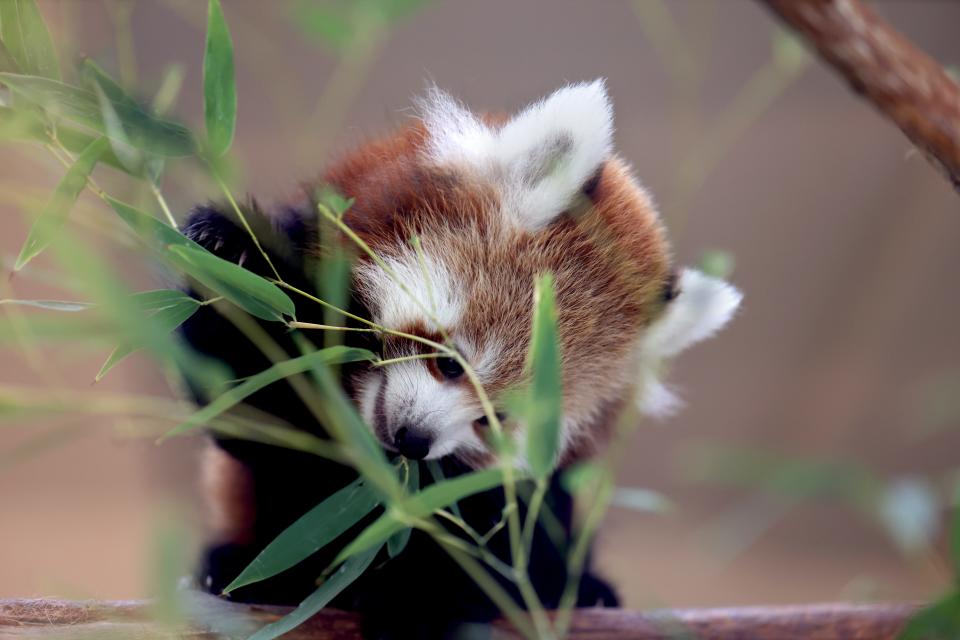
top-left (0, 597), bottom-right (919, 639)
top-left (760, 0), bottom-right (960, 193)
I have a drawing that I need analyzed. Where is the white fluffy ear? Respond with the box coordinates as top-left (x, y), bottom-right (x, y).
top-left (418, 80), bottom-right (614, 230)
top-left (636, 269), bottom-right (742, 417)
top-left (495, 80), bottom-right (613, 229)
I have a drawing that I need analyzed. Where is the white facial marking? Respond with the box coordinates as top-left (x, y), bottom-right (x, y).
top-left (356, 249), bottom-right (464, 331)
top-left (418, 79), bottom-right (614, 231)
top-left (636, 268), bottom-right (743, 416)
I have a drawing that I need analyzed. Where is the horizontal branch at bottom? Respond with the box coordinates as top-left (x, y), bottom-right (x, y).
top-left (0, 595), bottom-right (919, 639)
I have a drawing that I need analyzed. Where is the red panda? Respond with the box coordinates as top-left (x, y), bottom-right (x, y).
top-left (180, 80), bottom-right (741, 639)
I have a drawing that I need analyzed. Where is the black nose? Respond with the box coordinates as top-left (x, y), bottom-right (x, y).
top-left (394, 426), bottom-right (432, 460)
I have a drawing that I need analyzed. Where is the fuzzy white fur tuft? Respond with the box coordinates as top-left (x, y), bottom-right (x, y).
top-left (636, 269), bottom-right (743, 417)
top-left (418, 80), bottom-right (614, 230)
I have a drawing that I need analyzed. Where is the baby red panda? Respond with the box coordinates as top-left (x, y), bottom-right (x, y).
top-left (180, 80), bottom-right (741, 639)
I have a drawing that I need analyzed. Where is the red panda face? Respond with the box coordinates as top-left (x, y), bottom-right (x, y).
top-left (324, 81), bottom-right (742, 467)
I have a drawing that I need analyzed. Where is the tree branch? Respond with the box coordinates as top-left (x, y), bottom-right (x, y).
top-left (0, 597), bottom-right (919, 639)
top-left (760, 0), bottom-right (960, 193)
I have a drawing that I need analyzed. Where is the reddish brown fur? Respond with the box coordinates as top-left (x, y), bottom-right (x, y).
top-left (317, 121), bottom-right (671, 465)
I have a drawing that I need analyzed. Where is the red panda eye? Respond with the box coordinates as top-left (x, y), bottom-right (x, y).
top-left (436, 356), bottom-right (465, 380)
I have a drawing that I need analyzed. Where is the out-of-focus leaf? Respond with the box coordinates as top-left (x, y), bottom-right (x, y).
top-left (899, 591), bottom-right (960, 640)
top-left (878, 477), bottom-right (940, 555)
top-left (611, 487), bottom-right (674, 513)
top-left (387, 461), bottom-right (420, 558)
top-left (0, 0), bottom-right (60, 79)
top-left (336, 467), bottom-right (507, 563)
top-left (14, 136), bottom-right (108, 271)
top-left (152, 64), bottom-right (185, 115)
top-left (106, 197), bottom-right (294, 322)
top-left (0, 73), bottom-right (195, 156)
top-left (291, 0), bottom-right (432, 51)
top-left (224, 477), bottom-right (381, 594)
top-left (772, 26), bottom-right (808, 75)
top-left (0, 39), bottom-right (20, 73)
top-left (95, 298), bottom-right (201, 382)
top-left (203, 0), bottom-right (236, 156)
top-left (526, 273), bottom-right (562, 478)
top-left (0, 299), bottom-right (94, 312)
top-left (165, 346), bottom-right (377, 439)
top-left (0, 106), bottom-right (132, 174)
top-left (699, 249), bottom-right (735, 279)
top-left (168, 244), bottom-right (295, 322)
top-left (82, 60), bottom-right (143, 172)
top-left (248, 546), bottom-right (380, 640)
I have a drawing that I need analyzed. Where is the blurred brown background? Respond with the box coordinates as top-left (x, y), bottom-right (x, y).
top-left (2, 0), bottom-right (959, 610)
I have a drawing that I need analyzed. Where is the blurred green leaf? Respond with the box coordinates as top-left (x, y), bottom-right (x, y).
top-left (0, 0), bottom-right (60, 79)
top-left (772, 26), bottom-right (808, 75)
top-left (612, 487), bottom-right (674, 514)
top-left (877, 477), bottom-right (940, 555)
top-left (292, 0), bottom-right (432, 51)
top-left (224, 477), bottom-right (381, 594)
top-left (336, 467), bottom-right (507, 563)
top-left (81, 60), bottom-right (144, 172)
top-left (0, 106), bottom-right (133, 175)
top-left (699, 249), bottom-right (735, 279)
top-left (203, 0), bottom-right (236, 157)
top-left (0, 73), bottom-right (195, 156)
top-left (0, 298), bottom-right (94, 311)
top-left (95, 298), bottom-right (201, 382)
top-left (0, 39), bottom-right (19, 74)
top-left (168, 244), bottom-right (295, 322)
top-left (952, 481), bottom-right (960, 580)
top-left (165, 345), bottom-right (377, 439)
top-left (147, 512), bottom-right (192, 628)
top-left (526, 272), bottom-right (562, 478)
top-left (248, 545), bottom-right (380, 640)
top-left (899, 591), bottom-right (960, 640)
top-left (387, 461), bottom-right (420, 558)
top-left (14, 136), bottom-right (108, 271)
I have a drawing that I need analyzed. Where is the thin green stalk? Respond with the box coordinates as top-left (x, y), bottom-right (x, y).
top-left (410, 235), bottom-right (436, 316)
top-left (149, 182), bottom-right (178, 228)
top-left (212, 169), bottom-right (283, 282)
top-left (287, 320), bottom-right (380, 334)
top-left (521, 478), bottom-right (549, 560)
top-left (375, 353), bottom-right (441, 367)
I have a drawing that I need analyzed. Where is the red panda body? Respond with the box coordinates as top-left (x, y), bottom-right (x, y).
top-left (181, 81), bottom-right (740, 639)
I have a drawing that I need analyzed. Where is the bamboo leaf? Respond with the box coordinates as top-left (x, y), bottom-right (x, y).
top-left (14, 136), bottom-right (108, 271)
top-left (82, 60), bottom-right (143, 172)
top-left (336, 467), bottom-right (507, 563)
top-left (387, 461), bottom-right (420, 558)
top-left (0, 0), bottom-right (60, 79)
top-left (203, 0), bottom-right (236, 156)
top-left (224, 477), bottom-right (381, 594)
top-left (95, 298), bottom-right (201, 381)
top-left (0, 299), bottom-right (94, 312)
top-left (247, 546), bottom-right (380, 640)
top-left (525, 272), bottom-right (562, 478)
top-left (0, 73), bottom-right (195, 156)
top-left (106, 197), bottom-right (294, 322)
top-left (167, 244), bottom-right (295, 322)
top-left (899, 591), bottom-right (960, 640)
top-left (164, 346), bottom-right (377, 439)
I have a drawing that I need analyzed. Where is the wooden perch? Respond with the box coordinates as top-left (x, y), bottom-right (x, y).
top-left (0, 596), bottom-right (919, 639)
top-left (760, 0), bottom-right (960, 193)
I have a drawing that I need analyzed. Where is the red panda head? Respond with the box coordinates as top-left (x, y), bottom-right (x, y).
top-left (322, 80), bottom-right (741, 468)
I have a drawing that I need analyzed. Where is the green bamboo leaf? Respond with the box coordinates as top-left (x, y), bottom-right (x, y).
top-left (899, 591), bottom-right (960, 640)
top-left (105, 197), bottom-right (294, 322)
top-left (526, 272), bottom-right (562, 478)
top-left (203, 0), bottom-right (236, 156)
top-left (0, 0), bottom-right (60, 79)
top-left (336, 467), bottom-right (507, 563)
top-left (164, 346), bottom-right (378, 439)
top-left (82, 60), bottom-right (143, 172)
top-left (131, 289), bottom-right (199, 311)
top-left (387, 461), bottom-right (420, 558)
top-left (95, 298), bottom-right (201, 382)
top-left (0, 39), bottom-right (20, 73)
top-left (14, 136), bottom-right (108, 271)
top-left (224, 477), bottom-right (381, 594)
top-left (0, 73), bottom-right (195, 156)
top-left (0, 298), bottom-right (93, 312)
top-left (248, 546), bottom-right (380, 640)
top-left (167, 244), bottom-right (295, 322)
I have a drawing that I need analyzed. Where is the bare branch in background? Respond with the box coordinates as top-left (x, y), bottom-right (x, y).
top-left (761, 0), bottom-right (960, 193)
